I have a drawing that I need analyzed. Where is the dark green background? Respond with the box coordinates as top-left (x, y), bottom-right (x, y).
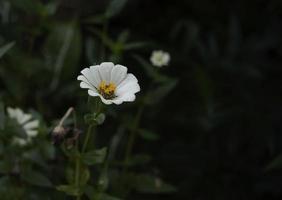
top-left (1, 0), bottom-right (282, 199)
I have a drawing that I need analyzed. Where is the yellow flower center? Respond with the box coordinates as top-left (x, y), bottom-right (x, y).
top-left (98, 81), bottom-right (116, 99)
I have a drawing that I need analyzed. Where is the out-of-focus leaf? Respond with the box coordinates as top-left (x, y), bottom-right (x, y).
top-left (85, 37), bottom-right (98, 64)
top-left (82, 147), bottom-right (107, 165)
top-left (194, 67), bottom-right (213, 103)
top-left (22, 169), bottom-right (52, 187)
top-left (0, 42), bottom-right (14, 59)
top-left (133, 174), bottom-right (176, 194)
top-left (66, 165), bottom-right (89, 186)
top-left (106, 0), bottom-right (128, 18)
top-left (133, 54), bottom-right (169, 82)
top-left (84, 113), bottom-right (106, 125)
top-left (56, 184), bottom-right (81, 196)
top-left (83, 14), bottom-right (107, 24)
top-left (146, 79), bottom-right (178, 105)
top-left (266, 155), bottom-right (282, 171)
top-left (44, 22), bottom-right (81, 90)
top-left (85, 186), bottom-right (121, 200)
top-left (0, 102), bottom-right (5, 130)
top-left (0, 160), bottom-right (12, 174)
top-left (138, 129), bottom-right (159, 141)
top-left (130, 154), bottom-right (151, 166)
top-left (9, 0), bottom-right (45, 15)
top-left (124, 42), bottom-right (148, 50)
top-left (80, 166), bottom-right (90, 186)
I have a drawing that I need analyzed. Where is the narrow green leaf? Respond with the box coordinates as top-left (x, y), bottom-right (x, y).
top-left (133, 54), bottom-right (169, 82)
top-left (138, 129), bottom-right (159, 141)
top-left (106, 0), bottom-right (128, 18)
top-left (0, 102), bottom-right (5, 130)
top-left (146, 79), bottom-right (178, 105)
top-left (82, 148), bottom-right (107, 165)
top-left (44, 22), bottom-right (81, 90)
top-left (266, 155), bottom-right (282, 171)
top-left (130, 154), bottom-right (151, 166)
top-left (85, 186), bottom-right (121, 200)
top-left (56, 184), bottom-right (81, 196)
top-left (22, 170), bottom-right (52, 187)
top-left (133, 174), bottom-right (177, 194)
top-left (0, 42), bottom-right (15, 59)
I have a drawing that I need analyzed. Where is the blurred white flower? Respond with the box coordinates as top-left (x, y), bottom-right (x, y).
top-left (7, 107), bottom-right (39, 146)
top-left (150, 50), bottom-right (170, 67)
top-left (12, 137), bottom-right (28, 147)
top-left (77, 62), bottom-right (140, 105)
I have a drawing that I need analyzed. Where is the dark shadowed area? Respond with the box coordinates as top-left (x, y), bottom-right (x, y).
top-left (0, 0), bottom-right (282, 199)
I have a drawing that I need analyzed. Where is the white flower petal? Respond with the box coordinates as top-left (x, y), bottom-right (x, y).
top-left (26, 130), bottom-right (38, 137)
top-left (15, 108), bottom-right (25, 124)
top-left (23, 120), bottom-right (39, 130)
top-left (89, 65), bottom-right (102, 87)
top-left (150, 50), bottom-right (170, 67)
top-left (80, 82), bottom-right (98, 92)
top-left (13, 137), bottom-right (28, 146)
top-left (111, 64), bottom-right (127, 85)
top-left (117, 73), bottom-right (138, 89)
top-left (100, 97), bottom-right (113, 105)
top-left (116, 74), bottom-right (140, 97)
top-left (88, 89), bottom-right (100, 97)
top-left (7, 107), bottom-right (16, 118)
top-left (81, 68), bottom-right (97, 88)
top-left (112, 93), bottom-right (136, 105)
top-left (116, 82), bottom-right (140, 97)
top-left (19, 114), bottom-right (32, 124)
top-left (77, 75), bottom-right (91, 85)
top-left (98, 62), bottom-right (114, 83)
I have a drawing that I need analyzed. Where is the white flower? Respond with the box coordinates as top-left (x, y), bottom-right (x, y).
top-left (150, 50), bottom-right (170, 67)
top-left (7, 107), bottom-right (39, 146)
top-left (77, 62), bottom-right (140, 105)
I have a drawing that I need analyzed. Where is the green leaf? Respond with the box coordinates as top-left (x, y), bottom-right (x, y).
top-left (9, 0), bottom-right (45, 15)
top-left (22, 170), bottom-right (52, 187)
top-left (56, 184), bottom-right (81, 196)
top-left (80, 166), bottom-right (90, 186)
top-left (44, 22), bottom-right (82, 90)
top-left (106, 0), bottom-right (128, 18)
top-left (124, 42), bottom-right (148, 50)
top-left (194, 67), bottom-right (213, 103)
top-left (84, 113), bottom-right (106, 125)
top-left (0, 160), bottom-right (12, 174)
top-left (133, 54), bottom-right (169, 82)
top-left (65, 165), bottom-right (89, 186)
top-left (130, 154), bottom-right (151, 166)
top-left (85, 186), bottom-right (121, 200)
top-left (146, 79), bottom-right (178, 105)
top-left (133, 174), bottom-right (176, 194)
top-left (0, 102), bottom-right (5, 130)
top-left (138, 129), bottom-right (159, 141)
top-left (101, 193), bottom-right (122, 200)
top-left (266, 155), bottom-right (282, 171)
top-left (82, 148), bottom-right (107, 165)
top-left (0, 42), bottom-right (15, 59)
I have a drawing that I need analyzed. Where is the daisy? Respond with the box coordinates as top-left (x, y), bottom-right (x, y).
top-left (7, 107), bottom-right (39, 146)
top-left (77, 62), bottom-right (140, 105)
top-left (150, 50), bottom-right (170, 67)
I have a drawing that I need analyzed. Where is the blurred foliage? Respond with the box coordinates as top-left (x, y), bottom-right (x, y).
top-left (0, 0), bottom-right (282, 200)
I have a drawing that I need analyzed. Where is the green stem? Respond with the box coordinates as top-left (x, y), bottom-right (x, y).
top-left (123, 105), bottom-right (144, 171)
top-left (82, 125), bottom-right (93, 153)
top-left (75, 140), bottom-right (81, 200)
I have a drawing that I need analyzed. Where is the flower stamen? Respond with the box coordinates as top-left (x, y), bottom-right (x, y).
top-left (98, 81), bottom-right (116, 99)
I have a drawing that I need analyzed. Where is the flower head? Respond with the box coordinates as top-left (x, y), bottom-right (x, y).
top-left (7, 107), bottom-right (39, 146)
top-left (150, 50), bottom-right (170, 67)
top-left (77, 62), bottom-right (140, 105)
